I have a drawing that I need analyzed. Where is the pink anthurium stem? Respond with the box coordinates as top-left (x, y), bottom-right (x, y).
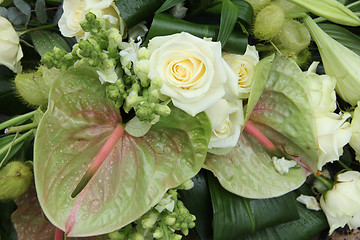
top-left (55, 228), bottom-right (63, 240)
top-left (71, 125), bottom-right (125, 198)
top-left (244, 122), bottom-right (277, 152)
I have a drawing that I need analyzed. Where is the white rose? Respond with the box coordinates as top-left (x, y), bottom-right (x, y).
top-left (320, 171), bottom-right (360, 234)
top-left (350, 102), bottom-right (360, 161)
top-left (205, 99), bottom-right (244, 150)
top-left (222, 45), bottom-right (259, 99)
top-left (306, 62), bottom-right (337, 117)
top-left (58, 0), bottom-right (125, 40)
top-left (307, 63), bottom-right (352, 170)
top-left (148, 32), bottom-right (238, 116)
top-left (316, 112), bottom-right (352, 170)
top-left (0, 16), bottom-right (23, 73)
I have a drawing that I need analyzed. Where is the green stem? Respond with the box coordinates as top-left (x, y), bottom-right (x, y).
top-left (313, 174), bottom-right (333, 190)
top-left (0, 130), bottom-right (34, 168)
top-left (338, 160), bottom-right (352, 171)
top-left (18, 24), bottom-right (55, 36)
top-left (0, 110), bottom-right (37, 131)
top-left (5, 122), bottom-right (38, 134)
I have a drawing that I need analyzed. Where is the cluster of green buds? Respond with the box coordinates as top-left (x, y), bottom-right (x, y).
top-left (106, 44), bottom-right (170, 124)
top-left (41, 12), bottom-right (122, 72)
top-left (108, 183), bottom-right (196, 240)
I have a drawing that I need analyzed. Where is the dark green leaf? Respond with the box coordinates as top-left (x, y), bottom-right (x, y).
top-left (145, 13), bottom-right (247, 54)
top-left (0, 78), bottom-right (29, 116)
top-left (206, 0), bottom-right (253, 25)
top-left (115, 0), bottom-right (165, 28)
top-left (30, 31), bottom-right (71, 56)
top-left (0, 7), bottom-right (8, 18)
top-left (35, 0), bottom-right (47, 24)
top-left (13, 0), bottom-right (30, 16)
top-left (155, 0), bottom-right (185, 14)
top-left (0, 201), bottom-right (17, 240)
top-left (208, 173), bottom-right (300, 240)
top-left (217, 0), bottom-right (239, 46)
top-left (319, 23), bottom-right (360, 56)
top-left (348, 1), bottom-right (360, 12)
top-left (179, 170), bottom-right (213, 240)
top-left (8, 7), bottom-right (22, 25)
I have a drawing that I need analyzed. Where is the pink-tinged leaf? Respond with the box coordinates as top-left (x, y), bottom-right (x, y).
top-left (11, 183), bottom-right (107, 240)
top-left (34, 68), bottom-right (211, 237)
top-left (205, 55), bottom-right (318, 198)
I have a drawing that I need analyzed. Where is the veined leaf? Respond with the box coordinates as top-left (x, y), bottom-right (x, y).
top-left (155, 0), bottom-right (185, 14)
top-left (205, 55), bottom-right (318, 198)
top-left (208, 173), bottom-right (300, 240)
top-left (217, 0), bottom-right (239, 46)
top-left (34, 67), bottom-right (211, 236)
top-left (145, 13), bottom-right (247, 54)
top-left (319, 23), bottom-right (360, 55)
top-left (30, 31), bottom-right (71, 56)
top-left (206, 0), bottom-right (253, 25)
top-left (11, 183), bottom-right (108, 240)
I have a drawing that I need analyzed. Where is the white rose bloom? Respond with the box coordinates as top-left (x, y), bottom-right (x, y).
top-left (320, 171), bottom-right (360, 234)
top-left (58, 0), bottom-right (125, 40)
top-left (316, 112), bottom-right (352, 170)
top-left (222, 45), bottom-right (259, 99)
top-left (148, 32), bottom-right (238, 116)
top-left (307, 63), bottom-right (352, 170)
top-left (350, 102), bottom-right (360, 161)
top-left (205, 99), bottom-right (244, 149)
top-left (306, 62), bottom-right (337, 117)
top-left (0, 16), bottom-right (23, 73)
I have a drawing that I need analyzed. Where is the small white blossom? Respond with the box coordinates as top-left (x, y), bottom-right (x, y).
top-left (272, 156), bottom-right (297, 175)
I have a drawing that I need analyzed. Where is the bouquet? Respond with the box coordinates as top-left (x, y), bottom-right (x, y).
top-left (1, 0), bottom-right (360, 239)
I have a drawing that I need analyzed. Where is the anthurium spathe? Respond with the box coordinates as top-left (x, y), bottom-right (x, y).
top-left (34, 67), bottom-right (211, 236)
top-left (303, 15), bottom-right (360, 106)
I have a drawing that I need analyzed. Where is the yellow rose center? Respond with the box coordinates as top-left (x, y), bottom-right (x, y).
top-left (214, 117), bottom-right (232, 138)
top-left (167, 56), bottom-right (206, 89)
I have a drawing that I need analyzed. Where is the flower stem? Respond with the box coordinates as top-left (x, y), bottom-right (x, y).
top-left (338, 160), bottom-right (352, 171)
top-left (313, 174), bottom-right (333, 190)
top-left (18, 24), bottom-right (55, 36)
top-left (0, 110), bottom-right (37, 132)
top-left (0, 130), bottom-right (34, 168)
top-left (5, 122), bottom-right (38, 134)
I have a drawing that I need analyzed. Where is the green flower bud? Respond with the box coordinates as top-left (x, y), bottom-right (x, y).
top-left (153, 229), bottom-right (163, 239)
top-left (155, 105), bottom-right (171, 116)
top-left (151, 77), bottom-right (163, 89)
top-left (181, 227), bottom-right (189, 236)
top-left (245, 0), bottom-right (271, 13)
top-left (165, 216), bottom-right (176, 226)
top-left (188, 222), bottom-right (195, 228)
top-left (178, 179), bottom-right (194, 190)
top-left (134, 59), bottom-right (150, 86)
top-left (0, 161), bottom-right (33, 200)
top-left (131, 232), bottom-right (144, 240)
top-left (141, 211), bottom-right (159, 228)
top-left (126, 90), bottom-right (141, 107)
top-left (137, 47), bottom-right (150, 60)
top-left (174, 234), bottom-right (182, 240)
top-left (108, 231), bottom-right (122, 240)
top-left (254, 4), bottom-right (285, 41)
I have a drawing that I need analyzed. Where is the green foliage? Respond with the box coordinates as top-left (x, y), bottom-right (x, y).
top-left (30, 31), bottom-right (70, 56)
top-left (34, 0), bottom-right (47, 24)
top-left (145, 13), bottom-right (248, 54)
top-left (217, 0), bottom-right (239, 46)
top-left (155, 0), bottom-right (186, 14)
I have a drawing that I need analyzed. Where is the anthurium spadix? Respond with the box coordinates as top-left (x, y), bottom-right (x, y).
top-left (287, 0), bottom-right (360, 27)
top-left (303, 15), bottom-right (360, 106)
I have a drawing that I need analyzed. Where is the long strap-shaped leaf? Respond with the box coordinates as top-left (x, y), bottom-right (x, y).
top-left (217, 0), bottom-right (239, 47)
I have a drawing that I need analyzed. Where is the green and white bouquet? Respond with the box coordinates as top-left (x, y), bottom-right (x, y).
top-left (1, 0), bottom-right (360, 239)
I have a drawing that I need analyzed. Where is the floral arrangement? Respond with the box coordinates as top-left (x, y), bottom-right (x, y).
top-left (0, 0), bottom-right (360, 239)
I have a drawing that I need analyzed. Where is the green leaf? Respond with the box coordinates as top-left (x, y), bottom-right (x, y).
top-left (115, 0), bottom-right (165, 28)
top-left (0, 201), bottom-right (17, 240)
top-left (208, 173), bottom-right (300, 240)
top-left (34, 67), bottom-right (211, 236)
top-left (7, 7), bottom-right (22, 25)
top-left (244, 54), bottom-right (274, 123)
top-left (30, 30), bottom-right (71, 56)
top-left (205, 55), bottom-right (318, 198)
top-left (35, 0), bottom-right (47, 24)
top-left (155, 0), bottom-right (185, 14)
top-left (206, 0), bottom-right (253, 25)
top-left (13, 0), bottom-right (30, 16)
top-left (243, 186), bottom-right (328, 240)
top-left (0, 77), bottom-right (29, 115)
top-left (319, 23), bottom-right (360, 55)
top-left (145, 13), bottom-right (248, 54)
top-left (179, 170), bottom-right (213, 240)
top-left (217, 0), bottom-right (239, 46)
